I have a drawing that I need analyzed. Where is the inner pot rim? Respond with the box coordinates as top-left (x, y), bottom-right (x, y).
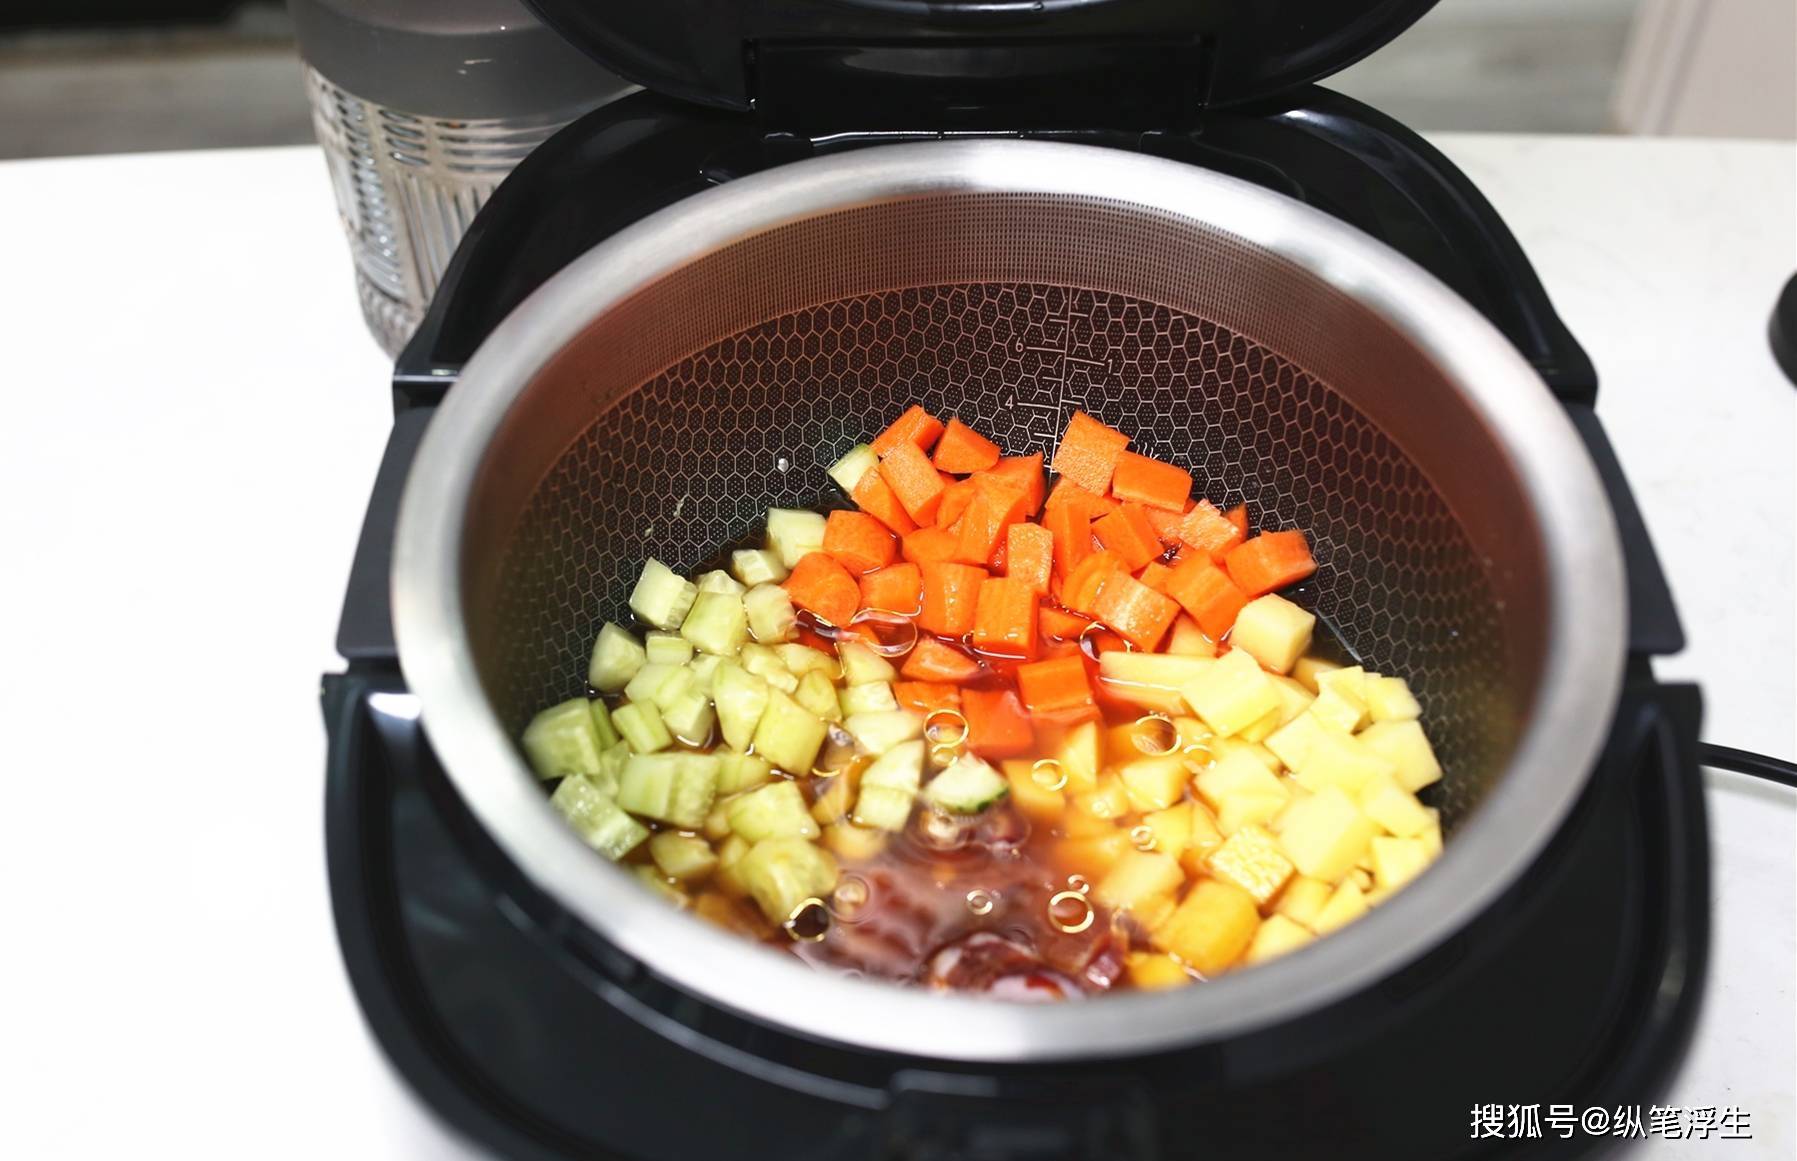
top-left (391, 140), bottom-right (1627, 1063)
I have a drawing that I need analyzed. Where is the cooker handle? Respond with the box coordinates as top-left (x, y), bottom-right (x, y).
top-left (883, 1071), bottom-right (1158, 1161)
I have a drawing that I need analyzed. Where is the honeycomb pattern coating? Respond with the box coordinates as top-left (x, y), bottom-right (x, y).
top-left (488, 284), bottom-right (1511, 827)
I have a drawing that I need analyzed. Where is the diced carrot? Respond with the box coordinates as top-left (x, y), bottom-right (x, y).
top-left (1138, 561), bottom-right (1173, 593)
top-left (902, 636), bottom-right (983, 684)
top-left (1016, 654), bottom-right (1095, 717)
top-left (970, 576), bottom-right (1039, 659)
top-left (1052, 411), bottom-right (1131, 494)
top-left (858, 561), bottom-right (922, 615)
top-left (953, 476), bottom-right (1030, 566)
top-left (1062, 549), bottom-right (1126, 617)
top-left (931, 418), bottom-right (1001, 474)
top-left (1164, 557), bottom-right (1249, 639)
top-left (900, 525), bottom-right (957, 565)
top-left (1225, 504), bottom-right (1250, 538)
top-left (879, 441), bottom-right (947, 524)
top-left (1092, 572), bottom-right (1180, 651)
top-left (1040, 607), bottom-right (1092, 642)
top-left (796, 625), bottom-right (838, 654)
top-left (870, 405), bottom-right (945, 457)
top-left (935, 478), bottom-right (979, 529)
top-left (850, 470), bottom-right (917, 535)
top-left (893, 681), bottom-right (961, 714)
top-left (1177, 499), bottom-right (1244, 562)
top-left (823, 510), bottom-right (896, 576)
top-left (988, 535), bottom-right (1008, 574)
top-left (1109, 451), bottom-right (1193, 512)
top-left (1226, 529), bottom-right (1316, 597)
top-left (917, 562), bottom-right (987, 637)
top-left (1044, 476), bottom-right (1119, 522)
top-left (963, 687), bottom-right (1035, 758)
top-left (783, 552), bottom-right (859, 628)
top-left (1005, 522), bottom-right (1054, 596)
top-left (1041, 502), bottom-right (1093, 581)
top-left (1144, 503), bottom-right (1186, 546)
top-left (1092, 503), bottom-right (1163, 570)
top-left (986, 454), bottom-right (1046, 515)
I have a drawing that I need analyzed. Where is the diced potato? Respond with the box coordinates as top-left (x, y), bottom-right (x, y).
top-left (1418, 811), bottom-right (1442, 858)
top-left (1100, 652), bottom-right (1216, 714)
top-left (737, 837), bottom-right (837, 925)
top-left (1230, 594), bottom-right (1316, 675)
top-left (682, 591), bottom-right (749, 657)
top-left (1292, 729), bottom-right (1395, 795)
top-left (744, 584), bottom-right (798, 644)
top-left (1057, 720), bottom-right (1103, 792)
top-left (1181, 648), bottom-right (1281, 737)
top-left (521, 697), bottom-right (607, 780)
top-left (828, 443), bottom-right (879, 494)
top-left (1236, 704), bottom-right (1283, 743)
top-left (662, 689), bottom-right (716, 747)
top-left (1265, 711), bottom-right (1331, 773)
top-left (1308, 685), bottom-right (1368, 733)
top-left (728, 780), bottom-right (821, 842)
top-left (1195, 750), bottom-right (1290, 815)
top-left (766, 508), bottom-right (827, 569)
top-left (1177, 802), bottom-right (1226, 874)
top-left (1371, 835), bottom-right (1432, 891)
top-left (629, 559), bottom-right (698, 630)
top-left (549, 775), bottom-right (648, 860)
top-left (1125, 951), bottom-right (1193, 990)
top-left (1359, 775), bottom-right (1434, 837)
top-left (843, 709), bottom-right (923, 756)
top-left (1120, 756), bottom-right (1188, 812)
top-left (1274, 875), bottom-right (1332, 930)
top-left (731, 548), bottom-right (788, 587)
top-left (1095, 851), bottom-right (1185, 912)
top-left (1292, 656), bottom-right (1342, 694)
top-left (1358, 720), bottom-right (1442, 791)
top-left (1276, 787), bottom-right (1377, 883)
top-left (1364, 675), bottom-right (1422, 722)
top-left (740, 642), bottom-right (799, 692)
top-left (612, 700), bottom-right (672, 754)
top-left (838, 640), bottom-right (896, 685)
top-left (650, 832), bottom-right (718, 881)
top-left (1315, 665), bottom-right (1368, 702)
top-left (810, 769), bottom-right (858, 827)
top-left (1311, 879), bottom-right (1368, 934)
top-left (1153, 877), bottom-right (1260, 977)
top-left (795, 669), bottom-right (843, 722)
top-left (840, 682), bottom-right (899, 716)
top-left (1073, 774), bottom-right (1132, 823)
top-left (1140, 801), bottom-right (1196, 858)
top-left (824, 822), bottom-right (890, 860)
top-left (1002, 760), bottom-right (1066, 822)
top-left (644, 630), bottom-right (693, 666)
top-left (588, 623), bottom-right (648, 692)
top-left (1208, 736), bottom-right (1281, 773)
top-left (1268, 675), bottom-right (1314, 727)
top-left (1055, 831), bottom-right (1133, 878)
top-left (1206, 824), bottom-right (1295, 906)
top-left (1244, 914), bottom-right (1315, 965)
top-left (752, 689), bottom-right (829, 774)
top-left (1164, 616), bottom-right (1217, 658)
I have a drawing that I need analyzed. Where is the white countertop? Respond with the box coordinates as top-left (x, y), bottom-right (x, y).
top-left (0, 136), bottom-right (1790, 1159)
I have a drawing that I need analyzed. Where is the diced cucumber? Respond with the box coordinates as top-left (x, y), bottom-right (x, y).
top-left (840, 682), bottom-right (899, 716)
top-left (838, 640), bottom-right (897, 685)
top-left (718, 750), bottom-right (773, 794)
top-left (778, 643), bottom-right (839, 680)
top-left (744, 584), bottom-right (798, 644)
top-left (550, 776), bottom-right (648, 860)
top-left (828, 444), bottom-right (879, 494)
top-left (613, 700), bottom-right (672, 753)
top-left (588, 699), bottom-right (620, 748)
top-left (633, 865), bottom-right (690, 909)
top-left (629, 559), bottom-right (698, 630)
top-left (712, 662), bottom-right (769, 751)
top-left (594, 740), bottom-right (629, 798)
top-left (727, 780), bottom-right (822, 842)
top-left (843, 709), bottom-right (923, 755)
top-left (751, 688), bottom-right (829, 774)
top-left (853, 786), bottom-right (916, 833)
top-left (618, 752), bottom-right (718, 828)
top-left (645, 631), bottom-right (693, 666)
top-left (697, 569), bottom-right (746, 595)
top-left (853, 739), bottom-right (925, 831)
top-left (682, 591), bottom-right (749, 656)
top-left (587, 623), bottom-right (647, 692)
top-left (650, 832), bottom-right (718, 881)
top-left (741, 643), bottom-right (799, 692)
top-left (924, 753), bottom-right (1010, 814)
top-left (795, 669), bottom-right (843, 722)
top-left (521, 698), bottom-right (606, 779)
top-left (738, 837), bottom-right (838, 926)
top-left (688, 653), bottom-right (724, 696)
top-left (715, 833), bottom-right (752, 896)
top-left (703, 796), bottom-right (735, 841)
top-left (767, 508), bottom-right (827, 569)
top-left (662, 689), bottom-right (716, 747)
top-left (731, 548), bottom-right (789, 586)
top-left (623, 662), bottom-right (681, 708)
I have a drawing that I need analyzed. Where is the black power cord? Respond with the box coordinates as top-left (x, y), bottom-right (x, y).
top-left (1700, 743), bottom-right (1797, 790)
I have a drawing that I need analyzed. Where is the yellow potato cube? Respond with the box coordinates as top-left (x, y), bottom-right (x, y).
top-left (1359, 775), bottom-right (1435, 837)
top-left (1237, 704), bottom-right (1284, 743)
top-left (1153, 877), bottom-right (1260, 977)
top-left (1181, 649), bottom-right (1281, 737)
top-left (1141, 802), bottom-right (1196, 858)
top-left (1312, 879), bottom-right (1369, 934)
top-left (1206, 824), bottom-right (1296, 906)
top-left (1269, 675), bottom-right (1315, 726)
top-left (1095, 850), bottom-right (1186, 912)
top-left (1125, 951), bottom-right (1194, 990)
top-left (1216, 792), bottom-right (1288, 837)
top-left (1265, 712), bottom-right (1331, 773)
top-left (1073, 774), bottom-right (1132, 823)
top-left (1056, 720), bottom-right (1102, 793)
top-left (1350, 866), bottom-right (1374, 891)
top-left (1054, 830), bottom-right (1133, 877)
top-left (1371, 835), bottom-right (1433, 891)
top-left (1293, 656), bottom-right (1342, 694)
top-left (1276, 786), bottom-right (1377, 882)
top-left (1308, 684), bottom-right (1369, 733)
top-left (1418, 812), bottom-right (1442, 858)
top-left (1364, 675), bottom-right (1422, 722)
top-left (1001, 760), bottom-right (1066, 823)
top-left (1100, 652), bottom-right (1216, 715)
top-left (1358, 720), bottom-right (1442, 791)
top-left (1274, 874), bottom-right (1333, 929)
top-left (1164, 616), bottom-right (1218, 658)
top-left (1315, 664), bottom-right (1368, 702)
top-left (1195, 750), bottom-right (1290, 836)
top-left (1293, 729), bottom-right (1396, 795)
top-left (823, 823), bottom-right (889, 861)
top-left (1244, 914), bottom-right (1316, 965)
top-left (1177, 803), bottom-right (1227, 876)
top-left (1120, 756), bottom-right (1189, 812)
top-left (1209, 736), bottom-right (1281, 773)
top-left (1229, 594), bottom-right (1317, 675)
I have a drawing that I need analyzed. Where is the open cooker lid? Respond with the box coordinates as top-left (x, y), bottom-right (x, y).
top-left (521, 0), bottom-right (1440, 121)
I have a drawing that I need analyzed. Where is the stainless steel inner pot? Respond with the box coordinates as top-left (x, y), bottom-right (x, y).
top-left (392, 141), bottom-right (1626, 1062)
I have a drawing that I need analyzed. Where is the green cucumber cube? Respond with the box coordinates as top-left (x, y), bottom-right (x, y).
top-left (727, 780), bottom-right (821, 842)
top-left (588, 700), bottom-right (620, 748)
top-left (629, 559), bottom-right (698, 630)
top-left (853, 785), bottom-right (916, 833)
top-left (744, 584), bottom-right (798, 644)
top-left (752, 688), bottom-right (829, 774)
top-left (853, 740), bottom-right (925, 831)
top-left (795, 669), bottom-right (843, 722)
top-left (840, 682), bottom-right (900, 717)
top-left (731, 548), bottom-right (789, 586)
top-left (777, 643), bottom-right (839, 680)
top-left (718, 749), bottom-right (774, 794)
top-left (633, 865), bottom-right (690, 909)
top-left (827, 443), bottom-right (878, 494)
top-left (662, 688), bottom-right (716, 747)
top-left (766, 508), bottom-right (827, 569)
top-left (594, 740), bottom-right (629, 798)
top-left (681, 591), bottom-right (749, 656)
top-left (925, 753), bottom-right (1010, 814)
top-left (618, 752), bottom-right (718, 829)
top-left (716, 833), bottom-right (752, 895)
top-left (741, 643), bottom-right (799, 692)
top-left (843, 709), bottom-right (924, 756)
top-left (738, 837), bottom-right (838, 925)
top-left (623, 662), bottom-right (680, 707)
top-left (697, 569), bottom-right (746, 595)
top-left (550, 776), bottom-right (648, 860)
top-left (688, 653), bottom-right (724, 696)
top-left (645, 631), bottom-right (694, 666)
top-left (838, 640), bottom-right (896, 685)
top-left (713, 663), bottom-right (770, 751)
top-left (650, 832), bottom-right (718, 881)
top-left (613, 700), bottom-right (672, 753)
top-left (522, 698), bottom-right (606, 780)
top-left (588, 623), bottom-right (647, 692)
